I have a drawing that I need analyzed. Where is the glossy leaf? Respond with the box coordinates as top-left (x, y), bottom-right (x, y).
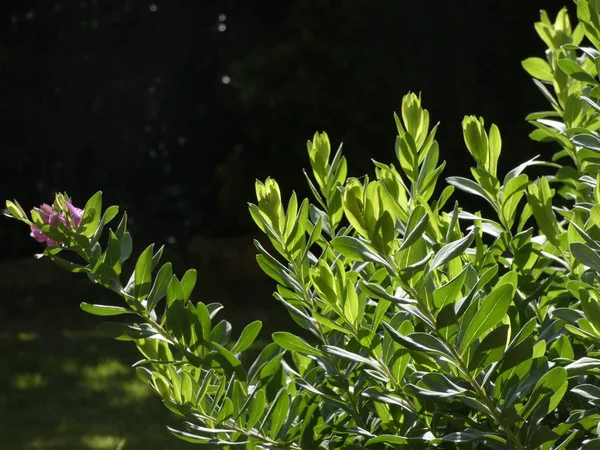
top-left (461, 283), bottom-right (513, 353)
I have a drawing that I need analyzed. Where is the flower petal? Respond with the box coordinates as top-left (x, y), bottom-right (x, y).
top-left (30, 226), bottom-right (47, 243)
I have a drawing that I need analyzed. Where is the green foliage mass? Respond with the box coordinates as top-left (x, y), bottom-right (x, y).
top-left (9, 3), bottom-right (600, 449)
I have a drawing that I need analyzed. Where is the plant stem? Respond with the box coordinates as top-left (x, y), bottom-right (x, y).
top-left (435, 320), bottom-right (525, 450)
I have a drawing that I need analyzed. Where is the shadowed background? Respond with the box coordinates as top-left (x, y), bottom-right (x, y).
top-left (0, 0), bottom-right (568, 448)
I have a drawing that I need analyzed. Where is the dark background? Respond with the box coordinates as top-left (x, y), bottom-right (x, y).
top-left (1, 0), bottom-right (569, 261)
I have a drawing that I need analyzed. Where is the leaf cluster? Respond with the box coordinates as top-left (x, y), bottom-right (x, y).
top-left (8, 3), bottom-right (600, 449)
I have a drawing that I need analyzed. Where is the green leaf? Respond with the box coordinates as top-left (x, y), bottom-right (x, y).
top-left (526, 177), bottom-right (561, 246)
top-left (447, 176), bottom-right (497, 210)
top-left (102, 205), bottom-right (120, 225)
top-left (433, 266), bottom-right (468, 309)
top-left (571, 383), bottom-right (600, 404)
top-left (342, 178), bottom-right (368, 238)
top-left (195, 302), bottom-right (212, 345)
top-left (520, 367), bottom-right (568, 420)
top-left (383, 325), bottom-right (453, 358)
top-left (532, 79), bottom-right (560, 110)
top-left (5, 199), bottom-right (29, 223)
top-left (133, 244), bottom-right (154, 300)
top-left (323, 345), bottom-right (378, 368)
top-left (503, 155), bottom-right (543, 185)
top-left (98, 322), bottom-right (156, 341)
top-left (210, 319), bottom-right (232, 347)
top-left (331, 236), bottom-right (394, 271)
top-left (400, 205), bottom-right (429, 250)
top-left (359, 281), bottom-right (416, 304)
top-left (571, 242), bottom-right (600, 273)
top-left (231, 320), bottom-right (262, 354)
top-left (429, 227), bottom-right (477, 272)
top-left (119, 232), bottom-right (133, 265)
top-left (564, 357), bottom-right (600, 377)
top-left (180, 269), bottom-right (197, 301)
top-left (442, 429), bottom-right (506, 444)
top-left (168, 428), bottom-right (211, 444)
top-left (165, 299), bottom-right (192, 347)
top-left (313, 312), bottom-right (352, 334)
top-left (80, 191), bottom-right (103, 238)
top-left (248, 343), bottom-right (285, 385)
top-left (272, 331), bottom-right (322, 356)
top-left (501, 174), bottom-right (529, 228)
top-left (522, 57), bottom-right (554, 82)
top-left (343, 281), bottom-right (360, 326)
top-left (103, 230), bottom-right (121, 275)
top-left (166, 276), bottom-right (185, 306)
top-left (246, 388), bottom-right (266, 430)
top-left (396, 133), bottom-right (418, 183)
top-left (269, 389), bottom-right (290, 439)
top-left (213, 342), bottom-right (246, 379)
top-left (80, 303), bottom-right (132, 316)
top-left (366, 435), bottom-right (409, 446)
top-left (460, 283), bottom-right (513, 353)
top-left (557, 58), bottom-right (597, 84)
top-left (495, 337), bottom-right (534, 398)
top-left (146, 262), bottom-right (173, 312)
top-left (413, 372), bottom-right (467, 398)
top-left (572, 133), bottom-right (600, 152)
top-left (48, 253), bottom-right (90, 274)
top-left (468, 324), bottom-right (509, 372)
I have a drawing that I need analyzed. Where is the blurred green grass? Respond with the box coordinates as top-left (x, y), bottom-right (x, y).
top-left (1, 262), bottom-right (289, 450)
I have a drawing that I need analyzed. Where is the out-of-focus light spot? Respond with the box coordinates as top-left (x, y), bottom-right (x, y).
top-left (149, 149), bottom-right (157, 159)
top-left (153, 76), bottom-right (162, 84)
top-left (61, 358), bottom-right (78, 375)
top-left (144, 125), bottom-right (153, 133)
top-left (12, 373), bottom-right (45, 390)
top-left (149, 4), bottom-right (158, 12)
top-left (218, 23), bottom-right (227, 32)
top-left (164, 164), bottom-right (172, 173)
top-left (165, 185), bottom-right (182, 196)
top-left (54, 4), bottom-right (64, 12)
top-left (80, 434), bottom-right (124, 450)
top-left (221, 75), bottom-right (231, 84)
top-left (160, 125), bottom-right (168, 132)
top-left (184, 219), bottom-right (191, 227)
top-left (80, 1), bottom-right (87, 7)
top-left (82, 359), bottom-right (128, 382)
top-left (10, 15), bottom-right (18, 24)
top-left (148, 85), bottom-right (157, 94)
top-left (158, 142), bottom-right (166, 150)
top-left (177, 136), bottom-right (187, 146)
top-left (25, 10), bottom-right (35, 20)
top-left (17, 332), bottom-right (39, 342)
top-left (218, 14), bottom-right (227, 21)
top-left (91, 20), bottom-right (98, 28)
top-left (166, 236), bottom-right (176, 245)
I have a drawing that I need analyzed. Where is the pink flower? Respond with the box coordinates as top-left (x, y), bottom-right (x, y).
top-left (29, 199), bottom-right (82, 246)
top-left (65, 201), bottom-right (83, 229)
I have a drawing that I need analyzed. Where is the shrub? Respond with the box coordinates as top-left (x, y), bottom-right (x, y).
top-left (7, 3), bottom-right (600, 449)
